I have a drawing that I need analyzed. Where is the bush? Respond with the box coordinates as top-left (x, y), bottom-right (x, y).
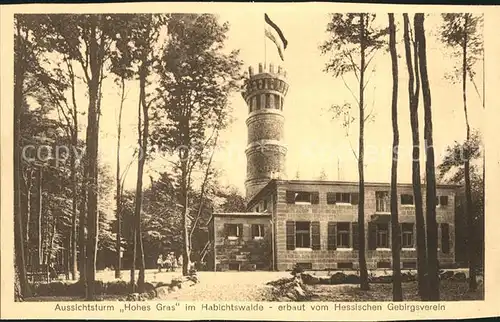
top-left (452, 272), bottom-right (467, 282)
top-left (291, 264), bottom-right (304, 276)
top-left (330, 272), bottom-right (347, 284)
top-left (345, 274), bottom-right (360, 284)
top-left (105, 281), bottom-right (129, 295)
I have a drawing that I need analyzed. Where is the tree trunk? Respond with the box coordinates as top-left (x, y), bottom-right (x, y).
top-left (404, 13), bottom-right (429, 300)
top-left (388, 13), bottom-right (403, 301)
top-left (36, 167), bottom-right (43, 268)
top-left (85, 17), bottom-right (103, 301)
top-left (78, 165), bottom-right (87, 289)
top-left (130, 226), bottom-right (137, 292)
top-left (134, 65), bottom-right (148, 292)
top-left (14, 21), bottom-right (31, 297)
top-left (115, 76), bottom-right (125, 279)
top-left (461, 15), bottom-right (477, 292)
top-left (415, 13), bottom-right (440, 301)
top-left (358, 13), bottom-right (369, 291)
top-left (70, 141), bottom-right (78, 280)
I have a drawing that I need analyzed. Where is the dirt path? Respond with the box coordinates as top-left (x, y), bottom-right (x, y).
top-left (158, 272), bottom-right (288, 301)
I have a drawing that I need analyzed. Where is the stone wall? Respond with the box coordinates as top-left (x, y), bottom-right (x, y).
top-left (270, 181), bottom-right (457, 271)
top-left (213, 215), bottom-right (273, 271)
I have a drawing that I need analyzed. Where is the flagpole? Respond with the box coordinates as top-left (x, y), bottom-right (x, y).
top-left (264, 13), bottom-right (267, 68)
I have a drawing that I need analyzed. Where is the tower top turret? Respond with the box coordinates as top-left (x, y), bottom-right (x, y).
top-left (241, 63), bottom-right (289, 103)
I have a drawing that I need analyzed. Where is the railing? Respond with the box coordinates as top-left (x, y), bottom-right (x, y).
top-left (200, 240), bottom-right (213, 262)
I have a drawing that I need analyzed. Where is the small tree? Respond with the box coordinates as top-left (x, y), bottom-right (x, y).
top-left (320, 13), bottom-right (387, 290)
top-left (440, 13), bottom-right (483, 292)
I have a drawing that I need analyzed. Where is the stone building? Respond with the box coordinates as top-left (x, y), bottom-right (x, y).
top-left (203, 64), bottom-right (458, 271)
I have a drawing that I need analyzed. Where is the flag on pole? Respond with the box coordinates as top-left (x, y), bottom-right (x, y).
top-left (265, 13), bottom-right (288, 61)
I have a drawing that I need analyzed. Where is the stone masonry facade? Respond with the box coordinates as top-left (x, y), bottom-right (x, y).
top-left (245, 179), bottom-right (457, 271)
top-left (210, 214), bottom-right (272, 271)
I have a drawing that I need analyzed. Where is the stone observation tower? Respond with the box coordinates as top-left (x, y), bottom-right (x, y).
top-left (241, 63), bottom-right (289, 199)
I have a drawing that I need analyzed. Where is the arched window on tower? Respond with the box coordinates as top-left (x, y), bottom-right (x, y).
top-left (255, 94), bottom-right (261, 110)
top-left (266, 94), bottom-right (271, 109)
top-left (274, 94), bottom-right (280, 109)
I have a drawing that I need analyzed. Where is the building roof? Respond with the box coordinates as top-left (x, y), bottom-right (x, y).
top-left (212, 212), bottom-right (271, 217)
top-left (207, 211), bottom-right (271, 225)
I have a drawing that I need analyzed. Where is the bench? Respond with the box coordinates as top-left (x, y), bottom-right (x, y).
top-left (27, 270), bottom-right (50, 283)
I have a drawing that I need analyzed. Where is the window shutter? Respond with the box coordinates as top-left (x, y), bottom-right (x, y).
top-left (351, 192), bottom-right (359, 205)
top-left (441, 223), bottom-right (450, 254)
top-left (327, 222), bottom-right (337, 250)
top-left (352, 222), bottom-right (359, 250)
top-left (311, 221), bottom-right (321, 250)
top-left (286, 190), bottom-right (295, 204)
top-left (326, 192), bottom-right (336, 204)
top-left (286, 221), bottom-right (295, 250)
top-left (399, 223), bottom-right (403, 248)
top-left (440, 196), bottom-right (449, 206)
top-left (335, 192), bottom-right (342, 202)
top-left (224, 223), bottom-right (229, 237)
top-left (251, 224), bottom-right (257, 237)
top-left (311, 192), bottom-right (320, 204)
top-left (238, 224), bottom-right (243, 237)
top-left (368, 222), bottom-right (377, 250)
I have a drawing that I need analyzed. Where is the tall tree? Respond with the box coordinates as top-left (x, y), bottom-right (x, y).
top-left (34, 14), bottom-right (121, 300)
top-left (414, 13), bottom-right (440, 301)
top-left (440, 13), bottom-right (483, 292)
top-left (13, 15), bottom-right (32, 299)
top-left (403, 13), bottom-right (428, 299)
top-left (388, 13), bottom-right (402, 301)
top-left (114, 76), bottom-right (126, 279)
top-left (320, 13), bottom-right (387, 290)
top-left (112, 14), bottom-right (166, 290)
top-left (151, 13), bottom-right (241, 276)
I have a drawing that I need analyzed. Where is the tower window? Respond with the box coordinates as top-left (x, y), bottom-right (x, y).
top-left (256, 94), bottom-right (261, 110)
top-left (266, 93), bottom-right (271, 109)
top-left (274, 94), bottom-right (280, 109)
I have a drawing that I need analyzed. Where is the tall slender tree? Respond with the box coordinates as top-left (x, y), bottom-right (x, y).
top-left (388, 13), bottom-right (402, 301)
top-left (320, 13), bottom-right (387, 290)
top-left (403, 13), bottom-right (429, 299)
top-left (440, 13), bottom-right (483, 292)
top-left (415, 13), bottom-right (440, 301)
top-left (151, 14), bottom-right (241, 276)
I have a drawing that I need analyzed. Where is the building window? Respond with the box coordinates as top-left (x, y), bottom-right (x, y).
top-left (263, 200), bottom-right (268, 211)
top-left (226, 224), bottom-right (241, 240)
top-left (401, 194), bottom-right (414, 206)
top-left (401, 223), bottom-right (414, 248)
top-left (376, 223), bottom-right (389, 248)
top-left (376, 191), bottom-right (390, 212)
top-left (255, 205), bottom-right (260, 212)
top-left (252, 224), bottom-right (264, 239)
top-left (336, 192), bottom-right (351, 204)
top-left (295, 192), bottom-right (311, 204)
top-left (336, 222), bottom-right (350, 248)
top-left (295, 221), bottom-right (311, 248)
top-left (436, 195), bottom-right (449, 207)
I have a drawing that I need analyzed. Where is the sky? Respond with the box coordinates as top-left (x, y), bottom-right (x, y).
top-left (94, 12), bottom-right (484, 195)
